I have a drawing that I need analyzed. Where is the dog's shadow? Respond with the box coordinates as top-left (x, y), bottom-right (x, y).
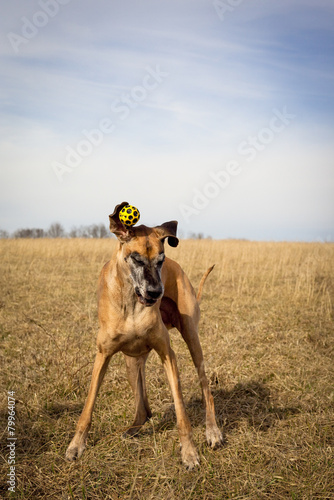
top-left (152, 380), bottom-right (300, 438)
top-left (48, 380), bottom-right (300, 444)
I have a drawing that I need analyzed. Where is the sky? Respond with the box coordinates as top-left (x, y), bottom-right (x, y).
top-left (1, 0), bottom-right (333, 241)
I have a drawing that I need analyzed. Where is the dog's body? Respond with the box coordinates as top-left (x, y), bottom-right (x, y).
top-left (66, 202), bottom-right (223, 468)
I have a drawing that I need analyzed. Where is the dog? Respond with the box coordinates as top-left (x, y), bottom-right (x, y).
top-left (66, 202), bottom-right (223, 468)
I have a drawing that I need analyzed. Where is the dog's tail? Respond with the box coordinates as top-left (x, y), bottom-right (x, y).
top-left (197, 265), bottom-right (215, 303)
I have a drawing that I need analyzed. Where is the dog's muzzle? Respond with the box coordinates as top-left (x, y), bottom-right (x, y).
top-left (135, 287), bottom-right (163, 307)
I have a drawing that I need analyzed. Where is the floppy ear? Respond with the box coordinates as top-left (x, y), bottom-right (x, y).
top-left (109, 201), bottom-right (133, 242)
top-left (155, 221), bottom-right (179, 247)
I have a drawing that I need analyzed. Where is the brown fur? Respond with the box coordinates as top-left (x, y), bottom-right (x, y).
top-left (66, 203), bottom-right (223, 468)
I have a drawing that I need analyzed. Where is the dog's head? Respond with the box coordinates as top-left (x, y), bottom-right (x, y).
top-left (109, 202), bottom-right (179, 307)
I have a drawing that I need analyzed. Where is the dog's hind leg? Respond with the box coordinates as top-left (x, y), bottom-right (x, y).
top-left (158, 343), bottom-right (200, 469)
top-left (123, 353), bottom-right (152, 437)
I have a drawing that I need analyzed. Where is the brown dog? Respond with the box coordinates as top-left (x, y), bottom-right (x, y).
top-left (66, 202), bottom-right (223, 468)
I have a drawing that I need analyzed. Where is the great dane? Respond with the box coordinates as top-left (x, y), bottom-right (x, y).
top-left (66, 202), bottom-right (223, 468)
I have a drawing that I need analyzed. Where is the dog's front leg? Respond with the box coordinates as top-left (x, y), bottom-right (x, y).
top-left (154, 332), bottom-right (200, 469)
top-left (66, 350), bottom-right (111, 461)
top-left (179, 317), bottom-right (224, 449)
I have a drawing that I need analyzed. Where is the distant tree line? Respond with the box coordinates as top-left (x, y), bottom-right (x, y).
top-left (0, 223), bottom-right (110, 239)
top-left (0, 225), bottom-right (212, 240)
top-left (188, 232), bottom-right (212, 240)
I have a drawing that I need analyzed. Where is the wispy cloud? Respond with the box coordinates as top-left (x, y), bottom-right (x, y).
top-left (0, 0), bottom-right (333, 239)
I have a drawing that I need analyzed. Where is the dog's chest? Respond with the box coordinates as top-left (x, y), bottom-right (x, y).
top-left (112, 309), bottom-right (158, 356)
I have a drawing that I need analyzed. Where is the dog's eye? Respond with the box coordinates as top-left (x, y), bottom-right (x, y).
top-left (131, 255), bottom-right (145, 266)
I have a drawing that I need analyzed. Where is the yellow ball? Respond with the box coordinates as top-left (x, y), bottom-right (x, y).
top-left (119, 205), bottom-right (140, 227)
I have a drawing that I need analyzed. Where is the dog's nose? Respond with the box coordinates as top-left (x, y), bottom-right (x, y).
top-left (147, 288), bottom-right (163, 300)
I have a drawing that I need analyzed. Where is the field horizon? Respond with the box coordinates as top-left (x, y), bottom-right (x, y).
top-left (1, 238), bottom-right (333, 499)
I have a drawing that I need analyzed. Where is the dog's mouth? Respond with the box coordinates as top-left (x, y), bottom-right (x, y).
top-left (135, 289), bottom-right (160, 307)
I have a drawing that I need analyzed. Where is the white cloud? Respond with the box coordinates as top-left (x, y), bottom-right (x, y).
top-left (0, 0), bottom-right (333, 239)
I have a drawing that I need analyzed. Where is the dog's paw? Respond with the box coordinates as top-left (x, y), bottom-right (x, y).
top-left (206, 425), bottom-right (224, 449)
top-left (181, 442), bottom-right (200, 470)
top-left (122, 426), bottom-right (141, 439)
top-left (65, 439), bottom-right (86, 462)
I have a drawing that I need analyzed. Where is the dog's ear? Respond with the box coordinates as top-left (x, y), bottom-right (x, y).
top-left (109, 201), bottom-right (133, 242)
top-left (155, 221), bottom-right (179, 247)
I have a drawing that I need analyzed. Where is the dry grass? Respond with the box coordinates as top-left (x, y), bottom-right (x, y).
top-left (0, 238), bottom-right (333, 499)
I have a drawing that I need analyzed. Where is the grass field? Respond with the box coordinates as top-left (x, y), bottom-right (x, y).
top-left (0, 238), bottom-right (333, 499)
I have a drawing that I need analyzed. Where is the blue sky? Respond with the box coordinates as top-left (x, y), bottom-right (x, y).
top-left (1, 0), bottom-right (333, 240)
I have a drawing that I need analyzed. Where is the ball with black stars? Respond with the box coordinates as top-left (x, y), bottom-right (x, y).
top-left (119, 205), bottom-right (140, 227)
